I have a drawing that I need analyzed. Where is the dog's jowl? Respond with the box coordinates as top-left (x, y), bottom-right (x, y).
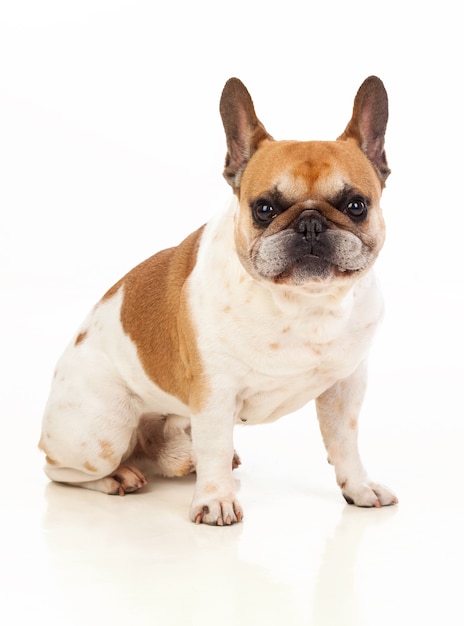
top-left (39, 77), bottom-right (398, 525)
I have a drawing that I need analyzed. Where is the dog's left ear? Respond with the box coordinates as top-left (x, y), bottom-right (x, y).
top-left (338, 76), bottom-right (391, 185)
top-left (220, 78), bottom-right (272, 192)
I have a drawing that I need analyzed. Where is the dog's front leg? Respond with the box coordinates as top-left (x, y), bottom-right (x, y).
top-left (189, 394), bottom-right (243, 526)
top-left (316, 361), bottom-right (398, 508)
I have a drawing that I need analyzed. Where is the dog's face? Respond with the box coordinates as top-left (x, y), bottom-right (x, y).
top-left (220, 77), bottom-right (390, 287)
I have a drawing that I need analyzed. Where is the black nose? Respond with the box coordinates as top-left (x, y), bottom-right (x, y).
top-left (296, 210), bottom-right (327, 240)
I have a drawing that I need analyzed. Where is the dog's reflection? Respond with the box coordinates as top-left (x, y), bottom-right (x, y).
top-left (312, 503), bottom-right (398, 625)
top-left (42, 479), bottom-right (397, 624)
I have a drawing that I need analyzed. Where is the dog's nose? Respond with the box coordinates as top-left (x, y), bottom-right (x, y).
top-left (296, 210), bottom-right (327, 239)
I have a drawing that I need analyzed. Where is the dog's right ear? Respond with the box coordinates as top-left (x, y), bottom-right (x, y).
top-left (220, 78), bottom-right (272, 192)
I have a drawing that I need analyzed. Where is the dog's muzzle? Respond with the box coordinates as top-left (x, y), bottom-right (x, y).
top-left (251, 207), bottom-right (370, 284)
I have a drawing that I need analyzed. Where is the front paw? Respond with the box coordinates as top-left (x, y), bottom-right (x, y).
top-left (190, 490), bottom-right (244, 526)
top-left (342, 481), bottom-right (398, 508)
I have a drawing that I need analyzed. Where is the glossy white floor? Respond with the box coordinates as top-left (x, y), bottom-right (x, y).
top-left (1, 2), bottom-right (463, 625)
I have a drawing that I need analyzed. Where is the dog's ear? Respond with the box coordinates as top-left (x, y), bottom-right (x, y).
top-left (220, 78), bottom-right (272, 192)
top-left (338, 76), bottom-right (390, 185)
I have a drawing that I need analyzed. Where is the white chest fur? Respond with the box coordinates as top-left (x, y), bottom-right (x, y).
top-left (188, 201), bottom-right (383, 424)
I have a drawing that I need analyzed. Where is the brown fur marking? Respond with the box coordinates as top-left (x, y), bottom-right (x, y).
top-left (105, 227), bottom-right (208, 412)
top-left (99, 439), bottom-right (115, 460)
top-left (74, 331), bottom-right (88, 346)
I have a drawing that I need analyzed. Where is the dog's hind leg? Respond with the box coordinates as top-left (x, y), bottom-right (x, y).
top-left (125, 414), bottom-right (242, 480)
top-left (43, 462), bottom-right (147, 495)
top-left (39, 364), bottom-right (147, 494)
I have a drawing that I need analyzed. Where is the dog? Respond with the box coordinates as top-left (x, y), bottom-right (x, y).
top-left (39, 76), bottom-right (398, 525)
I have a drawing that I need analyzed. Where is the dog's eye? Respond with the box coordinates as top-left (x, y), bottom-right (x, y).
top-left (345, 198), bottom-right (367, 220)
top-left (253, 202), bottom-right (277, 225)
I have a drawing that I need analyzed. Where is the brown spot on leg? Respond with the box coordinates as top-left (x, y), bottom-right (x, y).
top-left (74, 331), bottom-right (88, 346)
top-left (83, 461), bottom-right (98, 472)
top-left (178, 458), bottom-right (196, 476)
top-left (99, 440), bottom-right (115, 461)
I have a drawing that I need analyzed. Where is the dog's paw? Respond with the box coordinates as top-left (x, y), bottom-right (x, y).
top-left (108, 464), bottom-right (147, 495)
top-left (190, 492), bottom-right (244, 526)
top-left (342, 481), bottom-right (398, 508)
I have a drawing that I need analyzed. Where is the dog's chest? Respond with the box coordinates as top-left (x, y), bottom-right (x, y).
top-left (192, 274), bottom-right (379, 425)
top-left (234, 310), bottom-right (368, 423)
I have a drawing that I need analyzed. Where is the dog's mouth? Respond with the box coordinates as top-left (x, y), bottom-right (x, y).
top-left (252, 229), bottom-right (370, 285)
top-left (272, 254), bottom-right (354, 285)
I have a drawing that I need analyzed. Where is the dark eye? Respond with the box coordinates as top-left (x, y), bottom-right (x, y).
top-left (345, 198), bottom-right (367, 220)
top-left (253, 201), bottom-right (277, 225)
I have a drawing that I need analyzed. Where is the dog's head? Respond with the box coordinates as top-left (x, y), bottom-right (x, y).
top-left (220, 77), bottom-right (390, 287)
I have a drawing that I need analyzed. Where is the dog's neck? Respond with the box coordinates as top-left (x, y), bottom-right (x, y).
top-left (263, 277), bottom-right (357, 319)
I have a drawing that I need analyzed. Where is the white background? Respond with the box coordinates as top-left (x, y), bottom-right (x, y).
top-left (1, 2), bottom-right (463, 625)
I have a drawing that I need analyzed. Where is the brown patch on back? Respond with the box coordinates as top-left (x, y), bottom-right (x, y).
top-left (107, 226), bottom-right (208, 412)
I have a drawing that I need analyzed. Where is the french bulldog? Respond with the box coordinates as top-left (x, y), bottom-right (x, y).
top-left (39, 76), bottom-right (398, 525)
